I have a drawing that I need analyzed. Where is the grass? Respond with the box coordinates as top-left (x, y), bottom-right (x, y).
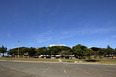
top-left (61, 58), bottom-right (116, 64)
top-left (99, 59), bottom-right (116, 64)
top-left (0, 57), bottom-right (116, 64)
top-left (0, 57), bottom-right (59, 62)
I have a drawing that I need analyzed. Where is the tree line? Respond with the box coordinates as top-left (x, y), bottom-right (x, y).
top-left (0, 44), bottom-right (116, 59)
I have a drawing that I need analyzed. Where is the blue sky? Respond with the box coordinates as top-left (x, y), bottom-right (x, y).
top-left (0, 0), bottom-right (116, 50)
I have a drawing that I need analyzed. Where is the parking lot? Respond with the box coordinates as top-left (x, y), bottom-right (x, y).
top-left (0, 61), bottom-right (116, 77)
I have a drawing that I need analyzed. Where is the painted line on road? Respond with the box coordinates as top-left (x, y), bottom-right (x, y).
top-left (64, 69), bottom-right (67, 73)
top-left (63, 66), bottom-right (67, 73)
top-left (42, 67), bottom-right (49, 73)
top-left (85, 72), bottom-right (89, 74)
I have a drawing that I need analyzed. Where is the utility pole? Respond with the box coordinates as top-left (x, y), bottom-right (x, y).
top-left (18, 41), bottom-right (20, 58)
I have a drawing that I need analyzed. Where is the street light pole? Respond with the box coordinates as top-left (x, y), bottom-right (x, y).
top-left (18, 41), bottom-right (20, 58)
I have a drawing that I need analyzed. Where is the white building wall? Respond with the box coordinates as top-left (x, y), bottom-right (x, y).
top-left (50, 44), bottom-right (66, 47)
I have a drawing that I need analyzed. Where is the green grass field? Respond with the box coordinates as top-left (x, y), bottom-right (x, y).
top-left (61, 58), bottom-right (116, 64)
top-left (99, 59), bottom-right (116, 64)
top-left (0, 57), bottom-right (59, 62)
top-left (0, 57), bottom-right (116, 64)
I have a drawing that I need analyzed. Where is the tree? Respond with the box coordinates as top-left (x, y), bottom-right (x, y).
top-left (91, 47), bottom-right (100, 59)
top-left (8, 49), bottom-right (18, 57)
top-left (48, 46), bottom-right (61, 56)
top-left (60, 50), bottom-right (72, 59)
top-left (114, 48), bottom-right (116, 57)
top-left (98, 48), bottom-right (106, 59)
top-left (8, 47), bottom-right (27, 58)
top-left (0, 46), bottom-right (7, 57)
top-left (21, 48), bottom-right (29, 55)
top-left (106, 45), bottom-right (114, 59)
top-left (72, 44), bottom-right (87, 59)
top-left (37, 47), bottom-right (49, 56)
top-left (27, 47), bottom-right (36, 57)
top-left (85, 48), bottom-right (93, 60)
top-left (60, 46), bottom-right (71, 52)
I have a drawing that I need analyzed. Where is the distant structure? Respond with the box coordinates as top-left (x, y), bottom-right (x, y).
top-left (35, 47), bottom-right (39, 50)
top-left (50, 44), bottom-right (66, 47)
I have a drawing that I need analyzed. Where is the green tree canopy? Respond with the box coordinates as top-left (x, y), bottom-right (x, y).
top-left (37, 47), bottom-right (49, 55)
top-left (8, 47), bottom-right (36, 57)
top-left (8, 48), bottom-right (18, 57)
top-left (106, 45), bottom-right (114, 56)
top-left (72, 44), bottom-right (88, 59)
top-left (114, 48), bottom-right (116, 56)
top-left (48, 46), bottom-right (71, 56)
top-left (8, 47), bottom-right (27, 57)
top-left (48, 46), bottom-right (61, 56)
top-left (0, 46), bottom-right (7, 57)
top-left (60, 50), bottom-right (72, 56)
top-left (26, 47), bottom-right (36, 57)
top-left (85, 48), bottom-right (93, 59)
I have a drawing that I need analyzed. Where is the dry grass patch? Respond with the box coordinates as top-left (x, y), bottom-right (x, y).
top-left (0, 57), bottom-right (59, 62)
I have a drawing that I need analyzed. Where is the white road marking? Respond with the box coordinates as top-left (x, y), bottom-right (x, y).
top-left (63, 67), bottom-right (67, 73)
top-left (42, 67), bottom-right (49, 73)
top-left (85, 72), bottom-right (89, 74)
top-left (64, 69), bottom-right (67, 73)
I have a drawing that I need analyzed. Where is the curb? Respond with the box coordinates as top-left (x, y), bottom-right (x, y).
top-left (0, 60), bottom-right (116, 65)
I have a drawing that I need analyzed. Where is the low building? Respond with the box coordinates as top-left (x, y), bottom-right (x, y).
top-left (50, 44), bottom-right (66, 47)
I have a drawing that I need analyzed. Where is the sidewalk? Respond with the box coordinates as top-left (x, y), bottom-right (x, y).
top-left (58, 59), bottom-right (62, 62)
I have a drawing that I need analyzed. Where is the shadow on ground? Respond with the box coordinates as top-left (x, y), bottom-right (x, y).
top-left (85, 60), bottom-right (100, 62)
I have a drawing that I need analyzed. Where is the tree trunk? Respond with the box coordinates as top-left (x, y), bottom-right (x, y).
top-left (99, 55), bottom-right (102, 59)
top-left (2, 53), bottom-right (4, 57)
top-left (94, 55), bottom-right (97, 59)
top-left (112, 54), bottom-right (114, 59)
top-left (88, 56), bottom-right (91, 60)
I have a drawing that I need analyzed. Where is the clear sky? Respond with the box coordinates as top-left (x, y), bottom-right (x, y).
top-left (0, 0), bottom-right (116, 50)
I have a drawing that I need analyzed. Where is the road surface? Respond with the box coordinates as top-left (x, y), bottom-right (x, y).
top-left (0, 61), bottom-right (116, 77)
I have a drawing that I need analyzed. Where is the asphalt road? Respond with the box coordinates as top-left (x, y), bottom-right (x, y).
top-left (0, 61), bottom-right (116, 77)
